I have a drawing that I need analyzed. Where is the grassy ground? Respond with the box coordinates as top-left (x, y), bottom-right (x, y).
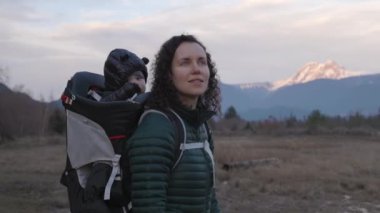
top-left (0, 134), bottom-right (379, 212)
top-left (215, 135), bottom-right (380, 213)
top-left (0, 136), bottom-right (69, 213)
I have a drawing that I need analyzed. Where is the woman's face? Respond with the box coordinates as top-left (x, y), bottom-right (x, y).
top-left (171, 42), bottom-right (210, 107)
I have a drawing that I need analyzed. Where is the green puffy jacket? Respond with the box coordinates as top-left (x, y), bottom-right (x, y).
top-left (126, 106), bottom-right (220, 213)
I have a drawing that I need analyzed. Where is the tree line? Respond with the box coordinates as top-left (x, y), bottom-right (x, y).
top-left (214, 106), bottom-right (380, 136)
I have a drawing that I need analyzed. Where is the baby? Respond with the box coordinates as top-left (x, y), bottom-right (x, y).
top-left (89, 48), bottom-right (149, 102)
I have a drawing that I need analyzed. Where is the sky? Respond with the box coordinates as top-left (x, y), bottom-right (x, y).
top-left (0, 0), bottom-right (379, 100)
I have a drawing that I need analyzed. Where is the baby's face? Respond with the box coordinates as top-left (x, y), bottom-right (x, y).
top-left (128, 71), bottom-right (146, 93)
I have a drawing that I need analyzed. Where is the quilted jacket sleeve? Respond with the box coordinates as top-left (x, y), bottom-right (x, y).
top-left (126, 112), bottom-right (176, 213)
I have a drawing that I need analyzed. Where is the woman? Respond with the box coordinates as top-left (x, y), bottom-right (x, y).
top-left (126, 34), bottom-right (221, 212)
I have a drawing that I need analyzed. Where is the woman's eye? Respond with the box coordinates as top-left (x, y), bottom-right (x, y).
top-left (199, 59), bottom-right (207, 65)
top-left (180, 61), bottom-right (189, 66)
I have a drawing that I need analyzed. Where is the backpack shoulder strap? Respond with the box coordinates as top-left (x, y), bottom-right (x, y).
top-left (138, 109), bottom-right (186, 170)
top-left (202, 121), bottom-right (216, 188)
top-left (203, 121), bottom-right (214, 152)
top-left (164, 109), bottom-right (186, 170)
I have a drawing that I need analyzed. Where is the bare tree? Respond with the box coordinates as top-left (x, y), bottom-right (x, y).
top-left (0, 66), bottom-right (10, 85)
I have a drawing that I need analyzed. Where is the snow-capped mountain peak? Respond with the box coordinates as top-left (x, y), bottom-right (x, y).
top-left (271, 60), bottom-right (359, 90)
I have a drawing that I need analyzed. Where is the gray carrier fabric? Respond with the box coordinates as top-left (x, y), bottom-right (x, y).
top-left (66, 110), bottom-right (115, 188)
top-left (67, 110), bottom-right (115, 168)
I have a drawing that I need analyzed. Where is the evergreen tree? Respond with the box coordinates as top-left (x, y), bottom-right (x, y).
top-left (306, 109), bottom-right (326, 133)
top-left (224, 106), bottom-right (239, 120)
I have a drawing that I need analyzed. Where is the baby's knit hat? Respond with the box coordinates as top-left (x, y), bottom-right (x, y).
top-left (104, 48), bottom-right (149, 91)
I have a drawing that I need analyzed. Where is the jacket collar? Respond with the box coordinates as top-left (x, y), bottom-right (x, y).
top-left (171, 104), bottom-right (215, 128)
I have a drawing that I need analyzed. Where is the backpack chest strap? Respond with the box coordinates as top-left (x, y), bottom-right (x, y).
top-left (180, 141), bottom-right (206, 150)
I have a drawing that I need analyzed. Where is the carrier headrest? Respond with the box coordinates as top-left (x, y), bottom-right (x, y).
top-left (68, 71), bottom-right (104, 98)
top-left (61, 71), bottom-right (147, 136)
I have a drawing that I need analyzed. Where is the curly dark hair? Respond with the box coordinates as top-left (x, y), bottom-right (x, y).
top-left (148, 34), bottom-right (221, 113)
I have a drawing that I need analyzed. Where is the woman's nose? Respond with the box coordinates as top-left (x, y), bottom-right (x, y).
top-left (191, 62), bottom-right (201, 73)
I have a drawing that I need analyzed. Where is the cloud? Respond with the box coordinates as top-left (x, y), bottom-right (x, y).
top-left (237, 0), bottom-right (294, 9)
top-left (0, 0), bottom-right (379, 99)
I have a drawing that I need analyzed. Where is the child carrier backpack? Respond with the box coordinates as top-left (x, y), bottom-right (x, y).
top-left (60, 71), bottom-right (213, 213)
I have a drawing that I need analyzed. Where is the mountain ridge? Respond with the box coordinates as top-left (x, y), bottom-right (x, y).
top-left (222, 61), bottom-right (379, 120)
top-left (235, 60), bottom-right (360, 91)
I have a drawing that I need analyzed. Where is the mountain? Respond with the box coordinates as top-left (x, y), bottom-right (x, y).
top-left (0, 85), bottom-right (47, 138)
top-left (48, 99), bottom-right (64, 110)
top-left (221, 61), bottom-right (379, 120)
top-left (271, 60), bottom-right (359, 90)
top-left (0, 83), bottom-right (66, 139)
top-left (0, 82), bottom-right (12, 92)
top-left (221, 83), bottom-right (269, 113)
top-left (233, 60), bottom-right (359, 91)
top-left (264, 74), bottom-right (380, 113)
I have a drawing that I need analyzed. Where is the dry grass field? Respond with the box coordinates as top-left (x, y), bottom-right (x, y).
top-left (215, 135), bottom-right (380, 213)
top-left (0, 136), bottom-right (68, 213)
top-left (0, 134), bottom-right (379, 213)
